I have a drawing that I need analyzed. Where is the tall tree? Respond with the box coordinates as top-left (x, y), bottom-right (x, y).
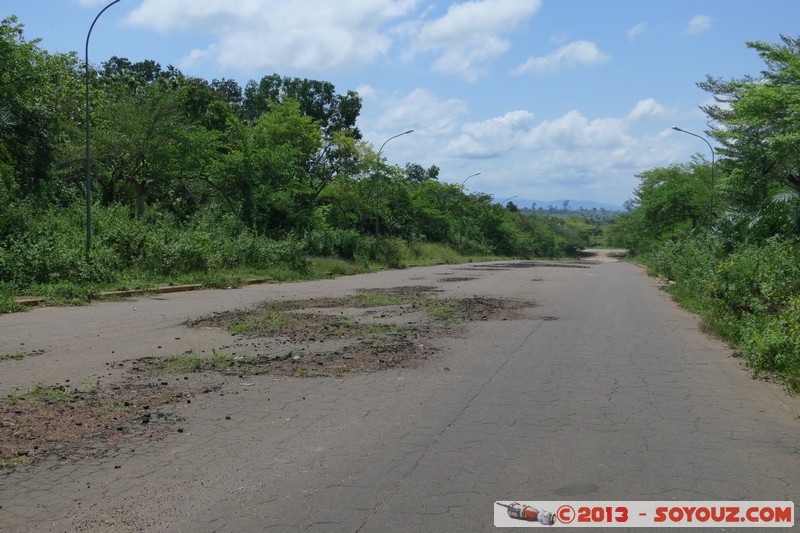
top-left (211, 78), bottom-right (243, 106)
top-left (0, 17), bottom-right (79, 202)
top-left (242, 74), bottom-right (361, 138)
top-left (92, 80), bottom-right (184, 216)
top-left (405, 162), bottom-right (440, 183)
top-left (699, 35), bottom-right (800, 235)
top-left (243, 74), bottom-right (363, 199)
top-left (218, 99), bottom-right (322, 232)
top-left (631, 162), bottom-right (710, 240)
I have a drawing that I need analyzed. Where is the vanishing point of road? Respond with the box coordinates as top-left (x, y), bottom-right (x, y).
top-left (1, 250), bottom-right (798, 531)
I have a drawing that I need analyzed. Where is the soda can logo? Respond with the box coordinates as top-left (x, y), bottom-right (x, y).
top-left (495, 502), bottom-right (556, 526)
top-left (538, 510), bottom-right (556, 525)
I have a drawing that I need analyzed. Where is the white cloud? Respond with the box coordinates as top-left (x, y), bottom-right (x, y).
top-left (417, 0), bottom-right (540, 45)
top-left (626, 23), bottom-right (645, 41)
top-left (512, 41), bottom-right (610, 75)
top-left (411, 0), bottom-right (542, 81)
top-left (126, 0), bottom-right (418, 73)
top-left (523, 111), bottom-right (628, 150)
top-left (127, 0), bottom-right (541, 80)
top-left (376, 88), bottom-right (468, 136)
top-left (628, 98), bottom-right (666, 121)
top-left (445, 108), bottom-right (630, 160)
top-left (686, 15), bottom-right (712, 36)
top-left (409, 101), bottom-right (689, 203)
top-left (448, 110), bottom-right (536, 158)
top-left (463, 110), bottom-right (536, 136)
top-left (355, 84), bottom-right (378, 101)
top-left (429, 36), bottom-right (511, 82)
top-left (446, 135), bottom-right (503, 159)
top-left (505, 125), bottom-right (678, 202)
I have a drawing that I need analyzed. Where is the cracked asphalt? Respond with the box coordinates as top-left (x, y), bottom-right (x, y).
top-left (1, 251), bottom-right (798, 532)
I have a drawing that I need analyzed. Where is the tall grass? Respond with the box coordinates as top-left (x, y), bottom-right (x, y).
top-left (0, 204), bottom-right (310, 294)
top-left (0, 205), bottom-right (510, 308)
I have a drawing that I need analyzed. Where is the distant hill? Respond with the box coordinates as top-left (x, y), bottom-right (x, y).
top-left (511, 199), bottom-right (626, 212)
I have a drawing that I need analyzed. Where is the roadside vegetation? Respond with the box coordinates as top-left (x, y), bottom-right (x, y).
top-left (0, 16), bottom-right (593, 312)
top-left (6, 15), bottom-right (795, 390)
top-left (607, 36), bottom-right (800, 392)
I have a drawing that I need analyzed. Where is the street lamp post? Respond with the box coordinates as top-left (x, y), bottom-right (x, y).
top-left (498, 195), bottom-right (518, 207)
top-left (672, 126), bottom-right (715, 230)
top-left (461, 172), bottom-right (480, 191)
top-left (458, 172), bottom-right (481, 251)
top-left (85, 0), bottom-right (122, 259)
top-left (375, 129), bottom-right (414, 236)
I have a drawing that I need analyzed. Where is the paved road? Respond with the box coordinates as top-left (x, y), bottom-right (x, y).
top-left (1, 252), bottom-right (798, 531)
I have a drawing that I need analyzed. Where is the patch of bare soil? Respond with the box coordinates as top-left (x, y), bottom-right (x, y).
top-left (448, 296), bottom-right (533, 321)
top-left (1, 375), bottom-right (221, 469)
top-left (184, 288), bottom-right (534, 374)
top-left (1, 287), bottom-right (537, 470)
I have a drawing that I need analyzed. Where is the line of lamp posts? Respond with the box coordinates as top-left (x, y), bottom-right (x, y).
top-left (374, 148), bottom-right (517, 253)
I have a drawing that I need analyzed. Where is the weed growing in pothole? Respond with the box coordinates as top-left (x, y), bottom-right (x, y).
top-left (180, 287), bottom-right (535, 377)
top-left (135, 350), bottom-right (270, 376)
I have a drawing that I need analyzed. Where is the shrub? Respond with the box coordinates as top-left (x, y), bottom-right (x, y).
top-left (644, 233), bottom-right (721, 283)
top-left (353, 236), bottom-right (406, 268)
top-left (406, 241), bottom-right (463, 264)
top-left (0, 204), bottom-right (313, 289)
top-left (643, 234), bottom-right (800, 386)
top-left (742, 298), bottom-right (800, 376)
top-left (302, 227), bottom-right (361, 260)
top-left (0, 287), bottom-right (24, 313)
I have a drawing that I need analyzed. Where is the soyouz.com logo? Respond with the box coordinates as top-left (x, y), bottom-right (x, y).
top-left (494, 501), bottom-right (795, 527)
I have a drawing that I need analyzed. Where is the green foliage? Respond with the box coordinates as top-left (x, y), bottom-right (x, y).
top-left (644, 233), bottom-right (720, 283)
top-left (0, 204), bottom-right (310, 291)
top-left (742, 297), bottom-right (800, 378)
top-left (354, 236), bottom-right (406, 269)
top-left (608, 162), bottom-right (713, 254)
top-left (0, 292), bottom-right (24, 313)
top-left (699, 34), bottom-right (800, 239)
top-left (0, 17), bottom-right (79, 203)
top-left (302, 227), bottom-right (362, 260)
top-left (138, 351), bottom-right (268, 376)
top-left (309, 257), bottom-right (368, 277)
top-left (618, 36), bottom-right (800, 388)
top-left (405, 242), bottom-right (470, 265)
top-left (25, 385), bottom-right (77, 404)
top-left (242, 74), bottom-right (361, 138)
top-left (216, 100), bottom-right (323, 233)
top-left (0, 19), bottom-right (580, 313)
top-left (643, 236), bottom-right (800, 386)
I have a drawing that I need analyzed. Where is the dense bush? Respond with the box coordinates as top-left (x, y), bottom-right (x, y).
top-left (301, 227), bottom-right (362, 260)
top-left (0, 205), bottom-right (115, 286)
top-left (643, 236), bottom-right (800, 382)
top-left (742, 297), bottom-right (800, 376)
top-left (0, 18), bottom-right (595, 309)
top-left (645, 233), bottom-right (720, 285)
top-left (0, 204), bottom-right (311, 290)
top-left (353, 236), bottom-right (405, 268)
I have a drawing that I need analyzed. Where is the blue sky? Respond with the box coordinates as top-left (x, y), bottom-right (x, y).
top-left (4, 0), bottom-right (799, 207)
